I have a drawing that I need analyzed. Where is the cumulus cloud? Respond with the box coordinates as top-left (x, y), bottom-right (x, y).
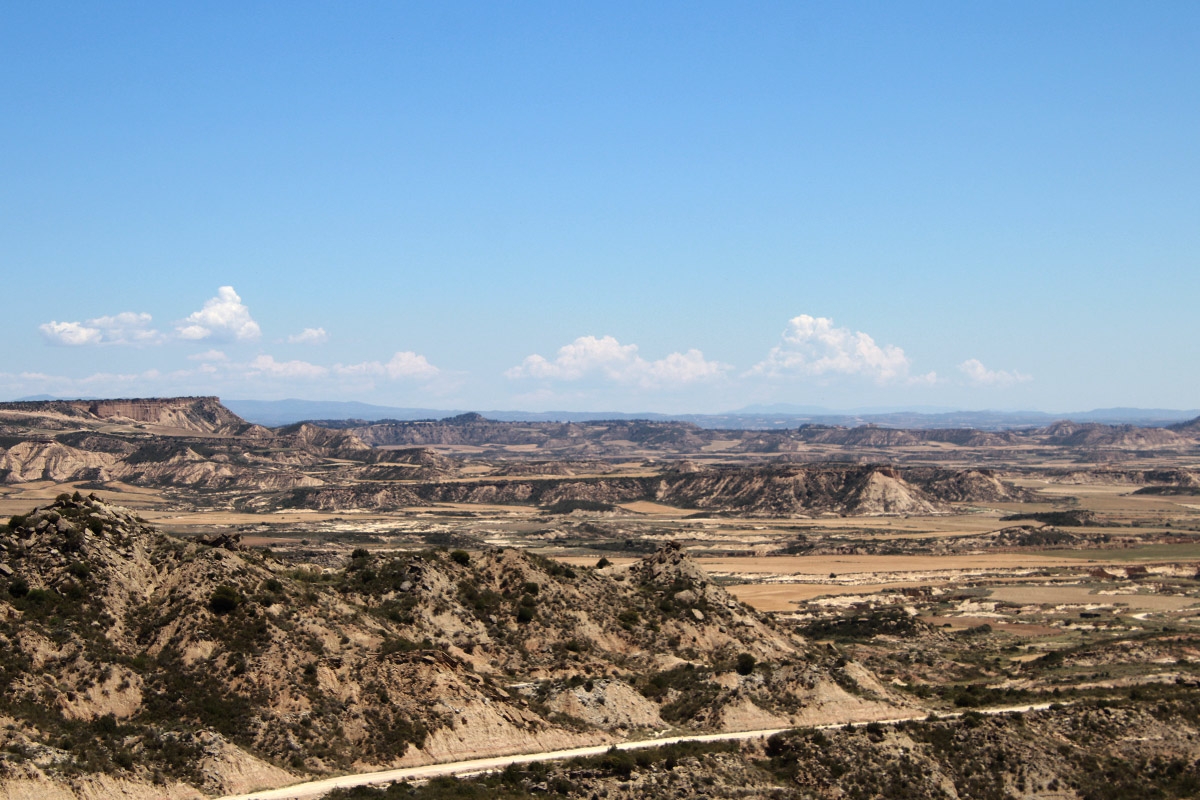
top-left (177, 286), bottom-right (261, 341)
top-left (750, 315), bottom-right (917, 384)
top-left (335, 351), bottom-right (440, 380)
top-left (39, 312), bottom-right (161, 346)
top-left (506, 335), bottom-right (728, 388)
top-left (958, 359), bottom-right (1031, 387)
top-left (39, 320), bottom-right (102, 346)
top-left (246, 355), bottom-right (328, 379)
top-left (287, 327), bottom-right (328, 345)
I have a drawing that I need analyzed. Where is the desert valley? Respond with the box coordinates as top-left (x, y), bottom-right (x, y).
top-left (0, 396), bottom-right (1197, 799)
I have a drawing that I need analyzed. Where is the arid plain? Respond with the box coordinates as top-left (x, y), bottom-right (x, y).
top-left (1, 397), bottom-right (1199, 798)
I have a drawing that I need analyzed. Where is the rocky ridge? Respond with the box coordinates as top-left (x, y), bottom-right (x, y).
top-left (0, 496), bottom-right (906, 797)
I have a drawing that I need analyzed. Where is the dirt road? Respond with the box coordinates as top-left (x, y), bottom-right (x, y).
top-left (217, 704), bottom-right (1053, 800)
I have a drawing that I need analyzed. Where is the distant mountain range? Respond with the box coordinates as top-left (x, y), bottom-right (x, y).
top-left (217, 398), bottom-right (1200, 431)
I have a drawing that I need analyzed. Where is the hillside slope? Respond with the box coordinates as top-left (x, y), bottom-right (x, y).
top-left (0, 496), bottom-right (906, 797)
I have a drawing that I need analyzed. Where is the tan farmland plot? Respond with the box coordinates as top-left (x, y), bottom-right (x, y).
top-left (988, 585), bottom-right (1200, 611)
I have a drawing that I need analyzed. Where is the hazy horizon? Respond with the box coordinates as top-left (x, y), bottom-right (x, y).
top-left (8, 395), bottom-right (1198, 428)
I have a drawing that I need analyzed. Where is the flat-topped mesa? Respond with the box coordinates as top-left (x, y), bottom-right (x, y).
top-left (0, 396), bottom-right (250, 435)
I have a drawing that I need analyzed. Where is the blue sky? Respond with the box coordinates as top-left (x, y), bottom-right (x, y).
top-left (2, 2), bottom-right (1197, 413)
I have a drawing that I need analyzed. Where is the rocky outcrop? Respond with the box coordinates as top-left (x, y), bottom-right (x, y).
top-left (1041, 420), bottom-right (1183, 448)
top-left (272, 422), bottom-right (372, 457)
top-left (0, 441), bottom-right (118, 483)
top-left (906, 467), bottom-right (1034, 503)
top-left (656, 465), bottom-right (942, 516)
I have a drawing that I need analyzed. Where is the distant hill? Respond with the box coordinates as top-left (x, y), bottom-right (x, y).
top-left (224, 399), bottom-right (1200, 431)
top-left (222, 399), bottom-right (454, 426)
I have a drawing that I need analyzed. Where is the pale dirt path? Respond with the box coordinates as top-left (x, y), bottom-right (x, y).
top-left (216, 704), bottom-right (1053, 800)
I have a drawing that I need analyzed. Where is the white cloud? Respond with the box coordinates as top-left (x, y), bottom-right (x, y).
top-left (39, 311), bottom-right (161, 346)
top-left (506, 335), bottom-right (729, 388)
top-left (187, 349), bottom-right (227, 362)
top-left (177, 286), bottom-right (261, 341)
top-left (246, 355), bottom-right (328, 379)
top-left (90, 312), bottom-right (162, 344)
top-left (287, 327), bottom-right (328, 345)
top-left (39, 320), bottom-right (103, 346)
top-left (335, 351), bottom-right (440, 380)
top-left (958, 359), bottom-right (1031, 387)
top-left (750, 315), bottom-right (914, 384)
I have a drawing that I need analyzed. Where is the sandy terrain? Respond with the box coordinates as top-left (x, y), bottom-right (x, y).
top-left (727, 582), bottom-right (931, 610)
top-left (988, 585), bottom-right (1200, 611)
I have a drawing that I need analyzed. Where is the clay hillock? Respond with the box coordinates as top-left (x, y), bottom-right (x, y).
top-left (905, 467), bottom-right (1034, 503)
top-left (917, 428), bottom-right (1020, 446)
top-left (657, 465), bottom-right (941, 517)
top-left (248, 482), bottom-right (422, 511)
top-left (369, 447), bottom-right (456, 470)
top-left (0, 440), bottom-right (119, 484)
top-left (1043, 468), bottom-right (1198, 485)
top-left (798, 426), bottom-right (923, 447)
top-left (112, 440), bottom-right (322, 492)
top-left (1041, 420), bottom-right (1182, 448)
top-left (1167, 415), bottom-right (1200, 435)
top-left (1133, 483), bottom-right (1200, 496)
top-left (271, 422), bottom-right (372, 458)
top-left (52, 431), bottom-right (138, 455)
top-left (352, 447), bottom-right (461, 481)
top-left (592, 419), bottom-right (710, 449)
top-left (349, 415), bottom-right (563, 447)
top-left (840, 467), bottom-right (940, 515)
top-left (0, 503), bottom-right (902, 796)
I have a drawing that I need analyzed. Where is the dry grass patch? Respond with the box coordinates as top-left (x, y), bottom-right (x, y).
top-left (988, 585), bottom-right (1199, 611)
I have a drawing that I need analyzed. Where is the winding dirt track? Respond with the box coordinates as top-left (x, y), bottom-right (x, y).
top-left (217, 704), bottom-right (1053, 800)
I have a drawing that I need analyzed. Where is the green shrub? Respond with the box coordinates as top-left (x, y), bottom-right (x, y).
top-left (450, 550), bottom-right (471, 566)
top-left (209, 585), bottom-right (242, 615)
top-left (7, 576), bottom-right (29, 598)
top-left (736, 652), bottom-right (757, 676)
